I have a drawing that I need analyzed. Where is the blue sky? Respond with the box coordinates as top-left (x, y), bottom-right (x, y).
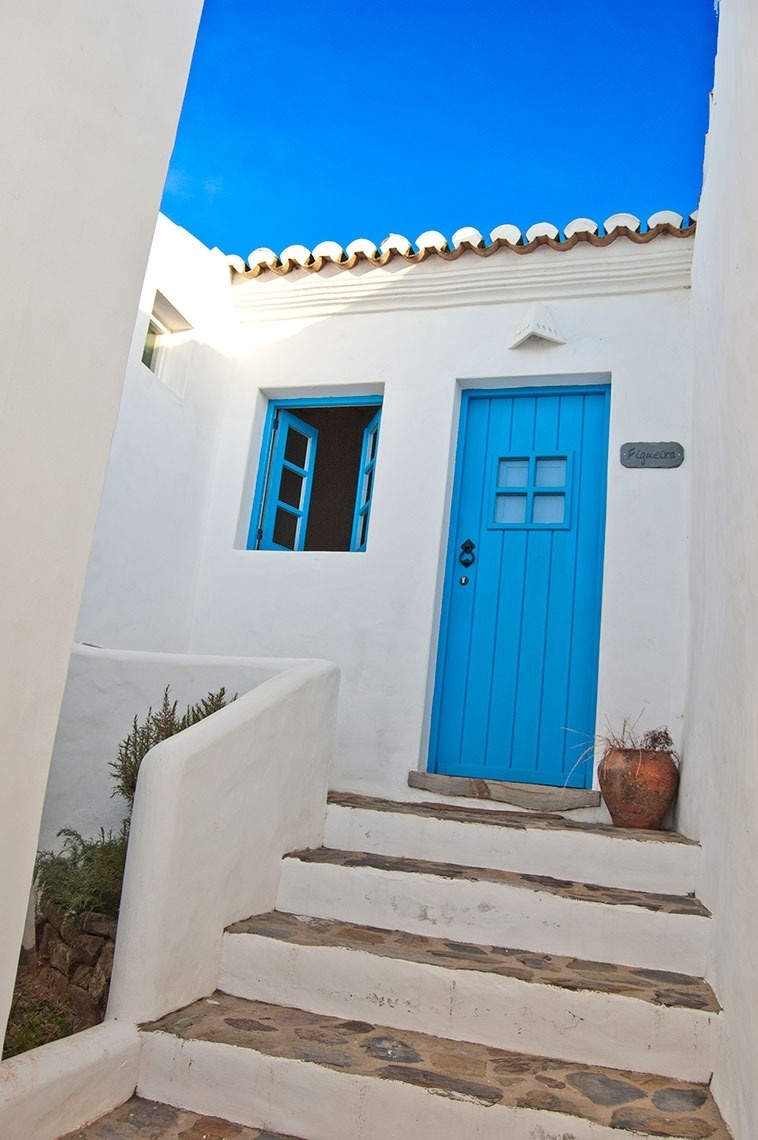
top-left (162, 0), bottom-right (718, 258)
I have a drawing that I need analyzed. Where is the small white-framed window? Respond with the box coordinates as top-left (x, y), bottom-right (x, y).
top-left (141, 290), bottom-right (193, 378)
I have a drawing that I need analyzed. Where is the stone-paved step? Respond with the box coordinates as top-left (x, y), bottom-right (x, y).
top-left (325, 792), bottom-right (699, 895)
top-left (220, 911), bottom-right (719, 1081)
top-left (62, 1096), bottom-right (299, 1138)
top-left (276, 848), bottom-right (711, 975)
top-left (139, 993), bottom-right (730, 1140)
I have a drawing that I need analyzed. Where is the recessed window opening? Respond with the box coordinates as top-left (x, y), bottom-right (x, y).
top-left (249, 400), bottom-right (382, 552)
top-left (141, 290), bottom-right (193, 374)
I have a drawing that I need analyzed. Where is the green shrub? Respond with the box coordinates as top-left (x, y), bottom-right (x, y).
top-left (110, 685), bottom-right (232, 812)
top-left (35, 824), bottom-right (129, 919)
top-left (35, 685), bottom-right (234, 920)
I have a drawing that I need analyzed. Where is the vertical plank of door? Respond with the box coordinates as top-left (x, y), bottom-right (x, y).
top-left (537, 393), bottom-right (586, 782)
top-left (431, 397), bottom-right (490, 772)
top-left (459, 396), bottom-right (514, 771)
top-left (563, 391), bottom-right (609, 760)
top-left (483, 395), bottom-right (536, 775)
top-left (509, 395), bottom-right (560, 773)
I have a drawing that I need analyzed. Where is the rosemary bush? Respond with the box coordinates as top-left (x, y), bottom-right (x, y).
top-left (35, 685), bottom-right (233, 920)
top-left (109, 685), bottom-right (231, 812)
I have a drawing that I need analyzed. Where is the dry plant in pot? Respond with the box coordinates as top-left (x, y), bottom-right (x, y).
top-left (596, 720), bottom-right (680, 830)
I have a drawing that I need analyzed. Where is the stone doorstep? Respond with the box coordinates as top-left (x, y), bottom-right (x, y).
top-left (225, 911), bottom-right (719, 1013)
top-left (61, 1097), bottom-right (301, 1138)
top-left (286, 848), bottom-right (710, 917)
top-left (408, 769), bottom-right (601, 811)
top-left (142, 992), bottom-right (730, 1139)
top-left (329, 790), bottom-right (698, 845)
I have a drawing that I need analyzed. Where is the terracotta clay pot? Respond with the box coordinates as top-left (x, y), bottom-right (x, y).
top-left (598, 748), bottom-right (680, 829)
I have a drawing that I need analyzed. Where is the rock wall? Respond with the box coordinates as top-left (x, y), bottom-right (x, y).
top-left (35, 906), bottom-right (116, 1029)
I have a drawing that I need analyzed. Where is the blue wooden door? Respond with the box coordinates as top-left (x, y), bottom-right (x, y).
top-left (430, 386), bottom-right (609, 787)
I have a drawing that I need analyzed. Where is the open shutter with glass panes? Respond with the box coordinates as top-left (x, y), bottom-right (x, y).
top-left (258, 410), bottom-right (319, 550)
top-left (350, 409), bottom-right (381, 551)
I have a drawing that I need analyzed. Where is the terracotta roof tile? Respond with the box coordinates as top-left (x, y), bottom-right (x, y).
top-left (229, 212), bottom-right (696, 280)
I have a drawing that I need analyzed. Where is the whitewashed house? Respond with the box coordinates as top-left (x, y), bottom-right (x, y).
top-left (2, 2), bottom-right (758, 1139)
top-left (67, 209), bottom-right (695, 817)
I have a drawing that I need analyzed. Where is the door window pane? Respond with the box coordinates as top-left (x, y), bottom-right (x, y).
top-left (495, 494), bottom-right (527, 523)
top-left (535, 458), bottom-right (567, 487)
top-left (498, 459), bottom-right (529, 487)
top-left (279, 466), bottom-right (303, 508)
top-left (533, 494), bottom-right (565, 524)
top-left (273, 507), bottom-right (298, 549)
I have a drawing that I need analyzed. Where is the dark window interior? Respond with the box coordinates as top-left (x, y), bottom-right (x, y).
top-left (292, 405), bottom-right (378, 550)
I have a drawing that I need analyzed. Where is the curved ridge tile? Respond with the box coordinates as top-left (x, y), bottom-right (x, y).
top-left (451, 226), bottom-right (485, 249)
top-left (345, 238), bottom-right (379, 258)
top-left (280, 243), bottom-right (312, 266)
top-left (525, 221), bottom-right (560, 242)
top-left (647, 210), bottom-right (684, 229)
top-left (311, 240), bottom-right (345, 262)
top-left (604, 212), bottom-right (642, 234)
top-left (489, 223), bottom-right (522, 245)
top-left (563, 217), bottom-right (599, 239)
top-left (247, 247), bottom-right (279, 269)
top-left (231, 211), bottom-right (693, 278)
top-left (415, 229), bottom-right (449, 252)
top-left (380, 233), bottom-right (413, 255)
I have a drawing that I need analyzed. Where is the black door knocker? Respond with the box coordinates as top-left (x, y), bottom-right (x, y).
top-left (458, 538), bottom-right (476, 568)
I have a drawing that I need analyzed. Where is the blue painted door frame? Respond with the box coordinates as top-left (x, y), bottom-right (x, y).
top-left (429, 385), bottom-right (610, 787)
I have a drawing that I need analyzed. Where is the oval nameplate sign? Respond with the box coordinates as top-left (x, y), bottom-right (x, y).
top-left (620, 442), bottom-right (684, 469)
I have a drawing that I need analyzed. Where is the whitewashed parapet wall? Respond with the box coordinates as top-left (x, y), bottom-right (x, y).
top-left (78, 219), bottom-right (695, 802)
top-left (680, 0), bottom-right (758, 1136)
top-left (0, 1), bottom-right (202, 1045)
top-left (38, 644), bottom-right (312, 854)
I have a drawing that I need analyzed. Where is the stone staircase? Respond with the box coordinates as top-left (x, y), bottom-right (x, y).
top-left (71, 792), bottom-right (730, 1139)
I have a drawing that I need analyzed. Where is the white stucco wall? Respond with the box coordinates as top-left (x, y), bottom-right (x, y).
top-left (76, 228), bottom-right (695, 802)
top-left (76, 216), bottom-right (236, 652)
top-left (0, 2), bottom-right (202, 1043)
top-left (678, 2), bottom-right (758, 1135)
top-left (193, 244), bottom-right (695, 797)
top-left (108, 659), bottom-right (339, 1024)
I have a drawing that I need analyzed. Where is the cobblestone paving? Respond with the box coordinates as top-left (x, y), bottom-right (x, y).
top-left (145, 993), bottom-right (730, 1138)
top-left (226, 910), bottom-right (719, 1012)
top-left (62, 1097), bottom-right (302, 1139)
top-left (288, 846), bottom-right (711, 915)
top-left (328, 791), bottom-right (698, 844)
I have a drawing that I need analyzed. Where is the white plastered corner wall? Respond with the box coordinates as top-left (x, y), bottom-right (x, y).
top-left (78, 227), bottom-right (695, 802)
top-left (0, 2), bottom-right (202, 1043)
top-left (678, 0), bottom-right (758, 1135)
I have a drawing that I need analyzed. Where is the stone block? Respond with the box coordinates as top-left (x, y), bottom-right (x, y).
top-left (71, 933), bottom-right (105, 966)
top-left (79, 911), bottom-right (118, 940)
top-left (88, 940), bottom-right (115, 1005)
top-left (48, 937), bottom-right (72, 976)
top-left (71, 963), bottom-right (95, 990)
top-left (38, 964), bottom-right (68, 1000)
top-left (68, 984), bottom-right (100, 1030)
top-left (37, 921), bottom-right (54, 960)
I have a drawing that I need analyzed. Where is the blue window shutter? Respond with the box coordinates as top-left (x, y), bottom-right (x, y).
top-left (259, 410), bottom-right (319, 550)
top-left (350, 409), bottom-right (381, 552)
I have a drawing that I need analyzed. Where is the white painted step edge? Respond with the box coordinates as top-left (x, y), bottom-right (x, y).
top-left (138, 1031), bottom-right (711, 1140)
top-left (276, 859), bottom-right (711, 976)
top-left (219, 931), bottom-right (719, 1082)
top-left (324, 804), bottom-right (700, 895)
